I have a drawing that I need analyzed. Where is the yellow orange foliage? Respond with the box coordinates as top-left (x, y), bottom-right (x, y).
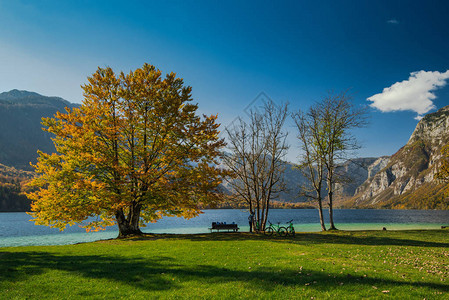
top-left (26, 63), bottom-right (228, 235)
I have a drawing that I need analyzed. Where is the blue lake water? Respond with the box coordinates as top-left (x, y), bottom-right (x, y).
top-left (1, 209), bottom-right (448, 247)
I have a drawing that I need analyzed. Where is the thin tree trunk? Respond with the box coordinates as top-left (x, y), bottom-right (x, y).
top-left (263, 199), bottom-right (270, 228)
top-left (317, 198), bottom-right (326, 231)
top-left (249, 201), bottom-right (253, 232)
top-left (327, 187), bottom-right (337, 230)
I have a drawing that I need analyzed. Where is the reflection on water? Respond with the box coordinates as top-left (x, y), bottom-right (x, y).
top-left (1, 209), bottom-right (448, 247)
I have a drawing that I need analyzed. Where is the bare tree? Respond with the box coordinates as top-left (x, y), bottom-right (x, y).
top-left (223, 101), bottom-right (289, 231)
top-left (312, 91), bottom-right (368, 230)
top-left (292, 110), bottom-right (327, 231)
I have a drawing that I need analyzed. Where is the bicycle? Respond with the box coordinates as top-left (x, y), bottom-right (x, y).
top-left (264, 221), bottom-right (287, 237)
top-left (286, 219), bottom-right (295, 237)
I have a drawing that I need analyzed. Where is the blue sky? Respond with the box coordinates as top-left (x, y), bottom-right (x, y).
top-left (0, 0), bottom-right (448, 161)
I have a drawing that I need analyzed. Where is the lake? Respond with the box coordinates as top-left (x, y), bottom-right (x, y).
top-left (1, 209), bottom-right (448, 247)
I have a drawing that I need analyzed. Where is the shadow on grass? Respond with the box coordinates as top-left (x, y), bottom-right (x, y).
top-left (0, 250), bottom-right (447, 294)
top-left (143, 230), bottom-right (449, 248)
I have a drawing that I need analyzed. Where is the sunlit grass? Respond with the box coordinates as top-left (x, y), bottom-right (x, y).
top-left (1, 230), bottom-right (448, 299)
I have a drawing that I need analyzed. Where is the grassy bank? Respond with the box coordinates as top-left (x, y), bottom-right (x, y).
top-left (1, 230), bottom-right (448, 299)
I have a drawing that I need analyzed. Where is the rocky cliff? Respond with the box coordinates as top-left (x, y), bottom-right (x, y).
top-left (349, 105), bottom-right (449, 209)
top-left (334, 156), bottom-right (390, 197)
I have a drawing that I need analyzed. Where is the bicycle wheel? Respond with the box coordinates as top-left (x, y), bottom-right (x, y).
top-left (264, 227), bottom-right (274, 236)
top-left (289, 227), bottom-right (295, 237)
top-left (278, 227), bottom-right (287, 237)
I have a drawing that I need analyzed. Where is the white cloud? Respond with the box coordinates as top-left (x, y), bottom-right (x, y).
top-left (387, 19), bottom-right (399, 24)
top-left (367, 70), bottom-right (449, 120)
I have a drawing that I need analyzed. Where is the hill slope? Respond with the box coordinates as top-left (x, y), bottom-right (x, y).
top-left (0, 89), bottom-right (78, 170)
top-left (0, 163), bottom-right (34, 211)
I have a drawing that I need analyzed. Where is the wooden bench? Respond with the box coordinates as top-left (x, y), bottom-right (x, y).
top-left (209, 222), bottom-right (239, 232)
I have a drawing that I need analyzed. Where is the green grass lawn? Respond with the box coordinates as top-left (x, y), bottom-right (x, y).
top-left (1, 230), bottom-right (448, 299)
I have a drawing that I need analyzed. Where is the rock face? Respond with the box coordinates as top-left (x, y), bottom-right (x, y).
top-left (335, 156), bottom-right (390, 197)
top-left (350, 105), bottom-right (449, 209)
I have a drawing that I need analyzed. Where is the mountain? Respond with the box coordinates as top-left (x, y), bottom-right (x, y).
top-left (347, 105), bottom-right (449, 209)
top-left (220, 153), bottom-right (390, 204)
top-left (0, 89), bottom-right (78, 170)
top-left (281, 157), bottom-right (391, 202)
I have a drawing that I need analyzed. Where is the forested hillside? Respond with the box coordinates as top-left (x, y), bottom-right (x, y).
top-left (0, 90), bottom-right (77, 211)
top-left (0, 163), bottom-right (34, 211)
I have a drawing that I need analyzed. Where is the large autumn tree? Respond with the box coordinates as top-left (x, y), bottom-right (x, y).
top-left (26, 63), bottom-right (226, 237)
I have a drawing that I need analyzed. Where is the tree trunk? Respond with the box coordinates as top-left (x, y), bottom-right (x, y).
top-left (317, 199), bottom-right (327, 231)
top-left (263, 199), bottom-right (269, 231)
top-left (327, 189), bottom-right (337, 230)
top-left (115, 205), bottom-right (143, 237)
